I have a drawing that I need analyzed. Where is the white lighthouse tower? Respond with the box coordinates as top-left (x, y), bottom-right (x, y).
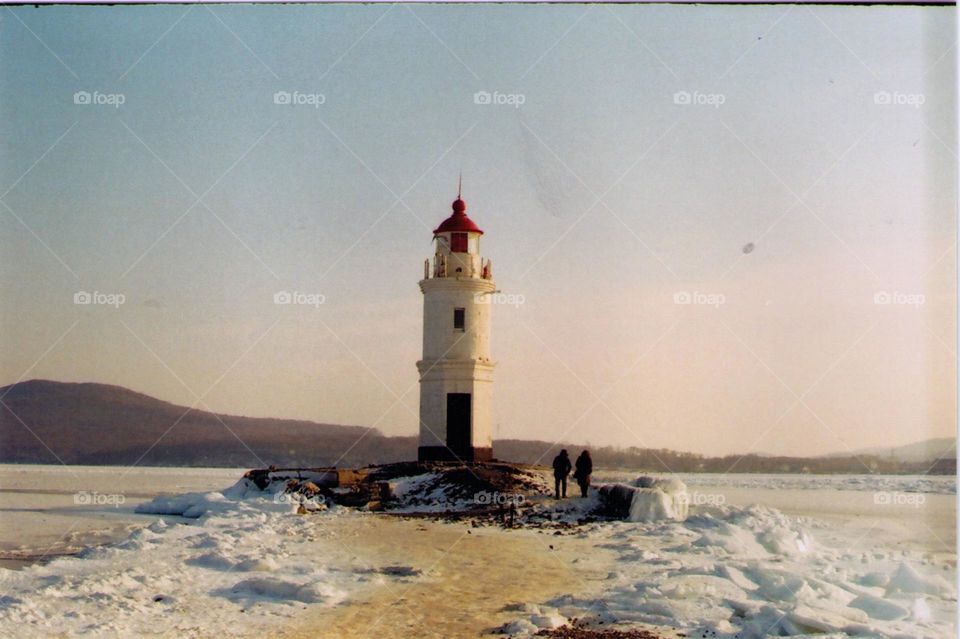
top-left (417, 187), bottom-right (495, 462)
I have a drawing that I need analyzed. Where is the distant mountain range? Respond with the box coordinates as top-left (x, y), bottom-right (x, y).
top-left (0, 380), bottom-right (954, 474)
top-left (832, 438), bottom-right (956, 463)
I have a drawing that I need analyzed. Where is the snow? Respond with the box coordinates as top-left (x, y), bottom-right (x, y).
top-left (388, 472), bottom-right (452, 511)
top-left (504, 499), bottom-right (956, 638)
top-left (387, 468), bottom-right (551, 513)
top-left (497, 603), bottom-right (568, 635)
top-left (0, 478), bottom-right (373, 637)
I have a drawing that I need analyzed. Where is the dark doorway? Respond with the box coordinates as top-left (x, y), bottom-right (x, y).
top-left (446, 393), bottom-right (472, 454)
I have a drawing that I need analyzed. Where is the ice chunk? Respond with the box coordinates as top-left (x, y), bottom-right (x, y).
top-left (497, 619), bottom-right (538, 635)
top-left (911, 597), bottom-right (932, 622)
top-left (659, 574), bottom-right (749, 601)
top-left (135, 491), bottom-right (230, 519)
top-left (627, 477), bottom-right (689, 522)
top-left (720, 565), bottom-right (760, 592)
top-left (693, 522), bottom-right (769, 557)
top-left (529, 613), bottom-right (565, 629)
top-left (743, 567), bottom-right (815, 604)
top-left (848, 593), bottom-right (909, 621)
top-left (886, 562), bottom-right (954, 597)
top-left (597, 478), bottom-right (689, 522)
top-left (855, 571), bottom-right (889, 588)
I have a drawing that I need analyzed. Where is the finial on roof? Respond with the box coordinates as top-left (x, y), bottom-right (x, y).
top-left (452, 172), bottom-right (466, 213)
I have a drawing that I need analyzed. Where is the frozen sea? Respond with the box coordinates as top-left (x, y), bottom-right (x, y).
top-left (0, 464), bottom-right (955, 638)
top-left (0, 464), bottom-right (244, 569)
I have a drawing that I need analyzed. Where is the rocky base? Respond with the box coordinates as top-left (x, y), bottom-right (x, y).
top-left (243, 461), bottom-right (552, 513)
top-left (535, 625), bottom-right (666, 638)
top-left (244, 464), bottom-right (687, 531)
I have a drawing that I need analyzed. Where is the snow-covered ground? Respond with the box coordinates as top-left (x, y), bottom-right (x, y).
top-left (0, 475), bottom-right (410, 637)
top-left (0, 480), bottom-right (338, 637)
top-left (0, 465), bottom-right (954, 638)
top-left (509, 502), bottom-right (956, 637)
top-left (504, 476), bottom-right (957, 639)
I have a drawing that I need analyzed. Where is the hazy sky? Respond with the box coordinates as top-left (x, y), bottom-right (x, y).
top-left (1, 4), bottom-right (955, 457)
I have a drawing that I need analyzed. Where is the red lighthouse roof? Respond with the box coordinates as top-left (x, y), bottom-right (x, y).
top-left (433, 197), bottom-right (484, 235)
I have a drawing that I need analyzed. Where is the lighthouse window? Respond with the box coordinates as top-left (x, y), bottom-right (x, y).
top-left (453, 308), bottom-right (465, 331)
top-left (450, 232), bottom-right (468, 253)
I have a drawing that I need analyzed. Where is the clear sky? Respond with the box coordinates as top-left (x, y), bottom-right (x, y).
top-left (1, 4), bottom-right (955, 457)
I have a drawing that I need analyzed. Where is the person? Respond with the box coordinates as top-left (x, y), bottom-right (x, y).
top-left (573, 450), bottom-right (593, 498)
top-left (551, 449), bottom-right (572, 499)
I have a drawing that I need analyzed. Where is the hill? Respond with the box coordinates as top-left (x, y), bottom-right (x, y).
top-left (0, 380), bottom-right (415, 467)
top-left (834, 437), bottom-right (956, 463)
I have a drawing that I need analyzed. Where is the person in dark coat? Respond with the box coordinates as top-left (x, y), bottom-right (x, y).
top-left (552, 449), bottom-right (572, 499)
top-left (573, 450), bottom-right (593, 498)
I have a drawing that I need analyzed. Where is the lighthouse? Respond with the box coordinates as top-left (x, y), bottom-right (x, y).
top-left (417, 188), bottom-right (496, 463)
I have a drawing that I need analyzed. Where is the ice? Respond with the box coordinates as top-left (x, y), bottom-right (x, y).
top-left (627, 477), bottom-right (689, 522)
top-left (885, 562), bottom-right (955, 597)
top-left (856, 571), bottom-right (889, 587)
top-left (911, 597), bottom-right (932, 622)
top-left (505, 498), bottom-right (956, 638)
top-left (597, 477), bottom-right (691, 523)
top-left (134, 491), bottom-right (230, 518)
top-left (849, 593), bottom-right (909, 620)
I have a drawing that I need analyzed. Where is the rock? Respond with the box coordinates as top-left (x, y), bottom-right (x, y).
top-left (374, 481), bottom-right (393, 502)
top-left (379, 565), bottom-right (422, 577)
top-left (598, 484), bottom-right (637, 518)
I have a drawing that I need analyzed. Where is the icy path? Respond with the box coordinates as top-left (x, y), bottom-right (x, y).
top-left (279, 515), bottom-right (625, 639)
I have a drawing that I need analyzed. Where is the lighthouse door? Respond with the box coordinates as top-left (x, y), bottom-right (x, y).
top-left (446, 393), bottom-right (472, 455)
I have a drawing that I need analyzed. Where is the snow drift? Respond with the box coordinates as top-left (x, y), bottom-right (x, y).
top-left (0, 478), bottom-right (367, 638)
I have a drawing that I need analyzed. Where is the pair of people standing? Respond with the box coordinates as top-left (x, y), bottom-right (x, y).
top-left (551, 449), bottom-right (592, 499)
